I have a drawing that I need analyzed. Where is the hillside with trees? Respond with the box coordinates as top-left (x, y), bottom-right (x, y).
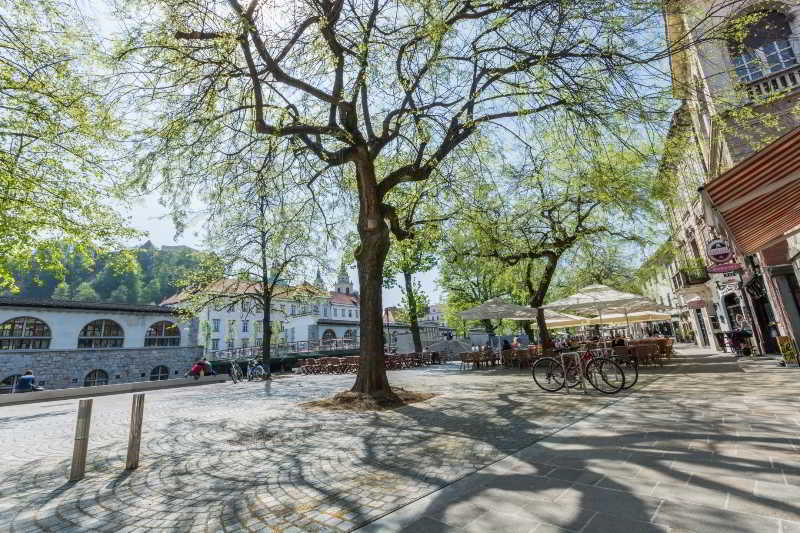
top-left (8, 241), bottom-right (206, 305)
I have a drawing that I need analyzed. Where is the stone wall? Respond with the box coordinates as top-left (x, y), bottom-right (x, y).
top-left (0, 346), bottom-right (203, 390)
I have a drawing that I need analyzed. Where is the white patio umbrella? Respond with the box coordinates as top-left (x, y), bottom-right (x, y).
top-left (458, 298), bottom-right (539, 320)
top-left (541, 284), bottom-right (665, 337)
top-left (586, 311), bottom-right (671, 326)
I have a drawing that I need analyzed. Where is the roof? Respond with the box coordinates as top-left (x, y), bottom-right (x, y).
top-left (317, 319), bottom-right (360, 326)
top-left (0, 296), bottom-right (175, 315)
top-left (161, 279), bottom-right (328, 306)
top-left (329, 291), bottom-right (359, 305)
top-left (382, 306), bottom-right (402, 323)
top-left (702, 125), bottom-right (800, 255)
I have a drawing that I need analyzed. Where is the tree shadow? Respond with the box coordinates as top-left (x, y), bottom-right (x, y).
top-left (2, 349), bottom-right (797, 532)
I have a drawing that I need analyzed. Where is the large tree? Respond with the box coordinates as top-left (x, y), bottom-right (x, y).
top-left (117, 0), bottom-right (687, 398)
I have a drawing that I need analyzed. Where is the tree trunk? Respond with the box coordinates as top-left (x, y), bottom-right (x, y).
top-left (262, 294), bottom-right (272, 379)
top-left (481, 319), bottom-right (495, 335)
top-left (350, 154), bottom-right (394, 398)
top-left (403, 269), bottom-right (423, 353)
top-left (521, 320), bottom-right (535, 343)
top-left (528, 255), bottom-right (560, 350)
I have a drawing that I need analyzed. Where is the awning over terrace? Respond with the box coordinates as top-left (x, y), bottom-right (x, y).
top-left (701, 126), bottom-right (800, 255)
top-left (457, 298), bottom-right (582, 325)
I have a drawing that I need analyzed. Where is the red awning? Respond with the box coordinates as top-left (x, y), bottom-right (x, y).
top-left (702, 126), bottom-right (800, 255)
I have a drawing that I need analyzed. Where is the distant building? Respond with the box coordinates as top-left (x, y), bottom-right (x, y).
top-left (0, 297), bottom-right (202, 390)
top-left (161, 261), bottom-right (362, 354)
top-left (382, 304), bottom-right (453, 352)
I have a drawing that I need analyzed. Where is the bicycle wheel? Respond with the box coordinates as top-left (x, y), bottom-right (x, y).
top-left (532, 357), bottom-right (565, 392)
top-left (613, 356), bottom-right (638, 390)
top-left (585, 359), bottom-right (625, 394)
top-left (251, 366), bottom-right (265, 380)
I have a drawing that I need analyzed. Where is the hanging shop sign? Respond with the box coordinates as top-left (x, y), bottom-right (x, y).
top-left (706, 239), bottom-right (734, 264)
top-left (707, 263), bottom-right (743, 274)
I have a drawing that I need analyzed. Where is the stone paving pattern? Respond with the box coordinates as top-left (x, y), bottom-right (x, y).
top-left (363, 347), bottom-right (800, 532)
top-left (0, 346), bottom-right (798, 532)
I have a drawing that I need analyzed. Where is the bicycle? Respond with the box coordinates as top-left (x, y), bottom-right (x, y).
top-left (229, 361), bottom-right (244, 383)
top-left (532, 351), bottom-right (625, 394)
top-left (246, 358), bottom-right (266, 381)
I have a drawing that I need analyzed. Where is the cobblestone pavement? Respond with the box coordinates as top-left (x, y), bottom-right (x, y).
top-left (2, 347), bottom-right (799, 532)
top-left (362, 346), bottom-right (800, 532)
top-left (0, 361), bottom-right (653, 532)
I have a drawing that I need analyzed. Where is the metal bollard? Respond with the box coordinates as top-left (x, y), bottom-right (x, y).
top-left (69, 399), bottom-right (93, 481)
top-left (125, 393), bottom-right (146, 470)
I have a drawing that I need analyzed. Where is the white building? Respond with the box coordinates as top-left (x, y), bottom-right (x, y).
top-left (0, 297), bottom-right (202, 390)
top-left (161, 262), bottom-right (362, 353)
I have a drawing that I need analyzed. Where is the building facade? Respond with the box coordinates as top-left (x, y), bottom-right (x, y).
top-left (162, 263), bottom-right (362, 355)
top-left (654, 0), bottom-right (800, 354)
top-left (0, 297), bottom-right (202, 390)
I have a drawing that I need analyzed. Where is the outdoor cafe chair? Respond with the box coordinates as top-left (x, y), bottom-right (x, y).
top-left (459, 352), bottom-right (470, 371)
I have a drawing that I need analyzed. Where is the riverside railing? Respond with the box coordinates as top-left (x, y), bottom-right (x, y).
top-left (209, 338), bottom-right (360, 361)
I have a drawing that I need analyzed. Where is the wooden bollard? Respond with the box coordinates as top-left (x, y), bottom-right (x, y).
top-left (68, 399), bottom-right (93, 481)
top-left (125, 393), bottom-right (146, 470)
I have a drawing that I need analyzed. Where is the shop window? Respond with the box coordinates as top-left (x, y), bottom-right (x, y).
top-left (84, 369), bottom-right (109, 387)
top-left (145, 321), bottom-right (181, 347)
top-left (150, 365), bottom-right (170, 381)
top-left (78, 320), bottom-right (124, 348)
top-left (0, 317), bottom-right (51, 350)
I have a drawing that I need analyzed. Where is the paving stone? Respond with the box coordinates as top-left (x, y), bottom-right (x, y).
top-left (3, 345), bottom-right (799, 533)
top-left (652, 499), bottom-right (782, 533)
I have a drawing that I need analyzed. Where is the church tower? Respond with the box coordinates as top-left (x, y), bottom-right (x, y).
top-left (314, 268), bottom-right (326, 291)
top-left (334, 260), bottom-right (353, 294)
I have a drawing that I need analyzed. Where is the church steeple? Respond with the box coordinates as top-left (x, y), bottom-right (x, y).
top-left (314, 268), bottom-right (325, 290)
top-left (334, 259), bottom-right (353, 294)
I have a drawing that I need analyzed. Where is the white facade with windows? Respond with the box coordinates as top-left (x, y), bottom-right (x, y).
top-left (166, 264), bottom-right (362, 353)
top-left (0, 297), bottom-right (202, 391)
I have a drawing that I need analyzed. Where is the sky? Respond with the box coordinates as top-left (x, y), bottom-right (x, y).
top-left (124, 196), bottom-right (443, 308)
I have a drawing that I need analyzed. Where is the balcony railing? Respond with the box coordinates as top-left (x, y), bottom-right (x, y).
top-left (672, 266), bottom-right (710, 290)
top-left (209, 338), bottom-right (360, 360)
top-left (745, 63), bottom-right (800, 100)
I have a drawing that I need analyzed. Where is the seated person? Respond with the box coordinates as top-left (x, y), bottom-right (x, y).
top-left (13, 370), bottom-right (41, 393)
top-left (612, 336), bottom-right (626, 347)
top-left (502, 339), bottom-right (512, 351)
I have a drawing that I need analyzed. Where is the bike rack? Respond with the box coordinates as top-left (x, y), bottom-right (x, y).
top-left (559, 351), bottom-right (588, 395)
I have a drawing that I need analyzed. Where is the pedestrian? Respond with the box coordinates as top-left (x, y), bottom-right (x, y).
top-left (13, 370), bottom-right (41, 393)
top-left (188, 360), bottom-right (205, 380)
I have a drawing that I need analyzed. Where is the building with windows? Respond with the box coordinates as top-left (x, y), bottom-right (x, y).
top-left (161, 262), bottom-right (362, 354)
top-left (0, 297), bottom-right (202, 391)
top-left (647, 1), bottom-right (800, 354)
top-left (382, 305), bottom-right (453, 352)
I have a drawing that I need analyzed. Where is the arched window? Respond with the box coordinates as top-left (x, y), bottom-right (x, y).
top-left (145, 321), bottom-right (181, 346)
top-left (84, 369), bottom-right (109, 387)
top-left (150, 365), bottom-right (170, 381)
top-left (344, 329), bottom-right (354, 339)
top-left (729, 10), bottom-right (796, 82)
top-left (322, 329), bottom-right (336, 341)
top-left (78, 320), bottom-right (124, 348)
top-left (1, 374), bottom-right (21, 385)
top-left (0, 317), bottom-right (51, 350)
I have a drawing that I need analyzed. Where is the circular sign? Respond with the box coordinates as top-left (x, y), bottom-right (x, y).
top-left (706, 239), bottom-right (733, 264)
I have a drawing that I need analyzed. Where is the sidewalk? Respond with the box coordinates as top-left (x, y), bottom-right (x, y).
top-left (359, 344), bottom-right (800, 532)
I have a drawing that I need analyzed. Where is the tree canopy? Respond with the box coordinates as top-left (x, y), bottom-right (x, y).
top-left (0, 0), bottom-right (135, 291)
